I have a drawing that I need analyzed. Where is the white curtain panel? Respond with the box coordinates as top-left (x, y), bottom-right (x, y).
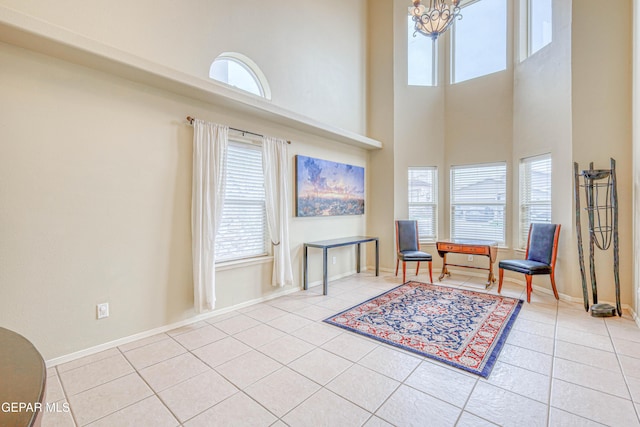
top-left (192, 120), bottom-right (228, 312)
top-left (262, 136), bottom-right (294, 287)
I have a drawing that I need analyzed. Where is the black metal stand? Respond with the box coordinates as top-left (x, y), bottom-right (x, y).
top-left (573, 158), bottom-right (621, 317)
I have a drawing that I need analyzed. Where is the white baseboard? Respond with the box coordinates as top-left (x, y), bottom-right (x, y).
top-left (45, 286), bottom-right (301, 367)
top-left (48, 269), bottom-right (368, 367)
top-left (630, 308), bottom-right (640, 327)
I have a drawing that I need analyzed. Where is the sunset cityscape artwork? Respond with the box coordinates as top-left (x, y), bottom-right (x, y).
top-left (295, 155), bottom-right (365, 217)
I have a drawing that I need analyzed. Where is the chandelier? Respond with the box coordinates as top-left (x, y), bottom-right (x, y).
top-left (409, 0), bottom-right (462, 41)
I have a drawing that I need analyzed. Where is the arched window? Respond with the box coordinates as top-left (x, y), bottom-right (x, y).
top-left (209, 53), bottom-right (271, 99)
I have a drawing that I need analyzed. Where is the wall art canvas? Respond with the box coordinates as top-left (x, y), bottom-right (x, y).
top-left (295, 155), bottom-right (365, 217)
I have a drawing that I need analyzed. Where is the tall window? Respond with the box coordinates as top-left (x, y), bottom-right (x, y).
top-left (450, 162), bottom-right (507, 244)
top-left (408, 167), bottom-right (438, 242)
top-left (215, 141), bottom-right (268, 262)
top-left (519, 154), bottom-right (551, 248)
top-left (528, 0), bottom-right (552, 57)
top-left (209, 53), bottom-right (271, 99)
top-left (451, 0), bottom-right (507, 84)
top-left (408, 16), bottom-right (436, 86)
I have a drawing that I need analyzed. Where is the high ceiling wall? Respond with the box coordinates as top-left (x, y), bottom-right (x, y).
top-left (369, 0), bottom-right (634, 308)
top-left (0, 0), bottom-right (372, 360)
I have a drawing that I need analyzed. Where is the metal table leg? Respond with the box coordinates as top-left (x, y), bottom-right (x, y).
top-left (303, 244), bottom-right (308, 290)
top-left (375, 239), bottom-right (379, 276)
top-left (322, 248), bottom-right (328, 295)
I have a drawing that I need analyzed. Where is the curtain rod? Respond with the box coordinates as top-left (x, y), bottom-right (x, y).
top-left (186, 116), bottom-right (291, 144)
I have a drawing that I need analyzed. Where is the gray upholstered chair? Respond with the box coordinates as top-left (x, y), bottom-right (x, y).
top-left (395, 220), bottom-right (433, 283)
top-left (498, 223), bottom-right (561, 303)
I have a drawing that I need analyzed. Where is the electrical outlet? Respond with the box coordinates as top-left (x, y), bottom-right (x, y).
top-left (332, 256), bottom-right (337, 265)
top-left (97, 303), bottom-right (109, 319)
top-left (467, 255), bottom-right (474, 261)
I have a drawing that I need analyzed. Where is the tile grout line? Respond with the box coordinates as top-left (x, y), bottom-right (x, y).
top-left (545, 298), bottom-right (560, 426)
top-left (65, 335), bottom-right (208, 425)
top-left (232, 300), bottom-right (413, 424)
top-left (55, 353), bottom-right (147, 426)
top-left (89, 344), bottom-right (181, 426)
top-left (180, 315), bottom-right (349, 424)
top-left (45, 273), bottom-right (640, 427)
top-left (604, 317), bottom-right (640, 423)
top-left (51, 366), bottom-right (80, 427)
top-left (125, 336), bottom-right (198, 427)
top-left (550, 307), bottom-right (640, 424)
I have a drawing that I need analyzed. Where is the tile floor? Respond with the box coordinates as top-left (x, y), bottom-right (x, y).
top-left (41, 272), bottom-right (640, 426)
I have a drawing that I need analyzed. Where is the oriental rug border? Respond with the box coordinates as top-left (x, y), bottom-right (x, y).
top-left (323, 281), bottom-right (522, 378)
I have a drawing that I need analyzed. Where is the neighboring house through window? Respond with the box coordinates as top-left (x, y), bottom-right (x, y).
top-left (519, 153), bottom-right (552, 249)
top-left (408, 167), bottom-right (438, 242)
top-left (450, 162), bottom-right (507, 244)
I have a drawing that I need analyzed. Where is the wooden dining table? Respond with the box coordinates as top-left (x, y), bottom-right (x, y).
top-left (0, 327), bottom-right (47, 427)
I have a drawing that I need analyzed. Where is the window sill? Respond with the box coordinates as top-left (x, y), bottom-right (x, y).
top-left (216, 255), bottom-right (273, 272)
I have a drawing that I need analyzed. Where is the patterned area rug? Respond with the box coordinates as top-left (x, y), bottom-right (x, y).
top-left (324, 281), bottom-right (522, 378)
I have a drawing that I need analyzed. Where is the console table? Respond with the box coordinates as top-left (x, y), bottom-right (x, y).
top-left (303, 236), bottom-right (379, 295)
top-left (436, 239), bottom-right (498, 288)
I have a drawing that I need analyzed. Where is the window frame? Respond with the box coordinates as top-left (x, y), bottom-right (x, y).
top-left (215, 138), bottom-right (270, 263)
top-left (518, 153), bottom-right (552, 249)
top-left (408, 166), bottom-right (438, 243)
top-left (407, 16), bottom-right (438, 87)
top-left (449, 162), bottom-right (507, 245)
top-left (450, 0), bottom-right (508, 84)
top-left (526, 0), bottom-right (553, 58)
top-left (209, 52), bottom-right (272, 99)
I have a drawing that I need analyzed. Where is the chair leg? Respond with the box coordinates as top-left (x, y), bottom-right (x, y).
top-left (395, 259), bottom-right (399, 277)
top-left (526, 275), bottom-right (533, 303)
top-left (402, 262), bottom-right (407, 283)
top-left (416, 262), bottom-right (420, 276)
top-left (550, 269), bottom-right (559, 300)
top-left (498, 268), bottom-right (504, 293)
top-left (428, 261), bottom-right (433, 283)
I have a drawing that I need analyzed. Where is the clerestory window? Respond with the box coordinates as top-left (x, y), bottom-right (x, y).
top-left (527, 0), bottom-right (553, 57)
top-left (450, 0), bottom-right (507, 84)
top-left (408, 16), bottom-right (437, 86)
top-left (209, 53), bottom-right (271, 99)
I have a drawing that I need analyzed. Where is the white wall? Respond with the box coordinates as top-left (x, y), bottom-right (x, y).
top-left (389, 0), bottom-right (514, 274)
top-left (392, 0), bottom-right (445, 252)
top-left (385, 0), bottom-right (633, 309)
top-left (0, 0), bottom-right (367, 134)
top-left (512, 0), bottom-right (574, 299)
top-left (571, 0), bottom-right (633, 307)
top-left (0, 0), bottom-right (370, 360)
top-left (634, 0), bottom-right (640, 316)
top-left (367, 0), bottom-right (396, 270)
top-left (1, 0), bottom-right (636, 363)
